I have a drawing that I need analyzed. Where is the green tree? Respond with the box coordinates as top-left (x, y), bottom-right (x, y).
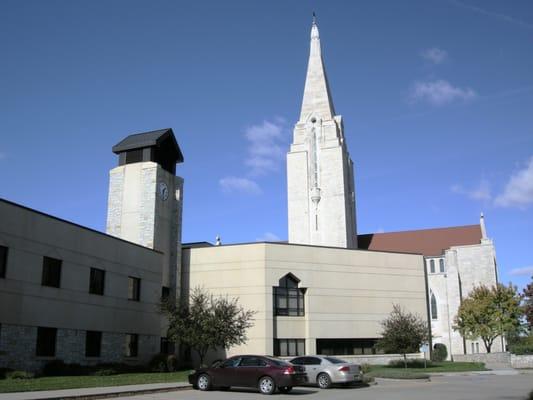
top-left (453, 283), bottom-right (523, 353)
top-left (161, 287), bottom-right (255, 367)
top-left (523, 276), bottom-right (533, 331)
top-left (377, 304), bottom-right (429, 368)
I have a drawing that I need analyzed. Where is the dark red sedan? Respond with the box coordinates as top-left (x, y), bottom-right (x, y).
top-left (188, 355), bottom-right (308, 394)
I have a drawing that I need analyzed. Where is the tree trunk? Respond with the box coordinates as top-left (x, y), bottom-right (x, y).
top-left (482, 338), bottom-right (492, 353)
top-left (403, 353), bottom-right (407, 369)
top-left (197, 349), bottom-right (207, 368)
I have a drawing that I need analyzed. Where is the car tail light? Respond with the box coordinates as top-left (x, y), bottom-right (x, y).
top-left (338, 366), bottom-right (350, 372)
top-left (283, 366), bottom-right (295, 375)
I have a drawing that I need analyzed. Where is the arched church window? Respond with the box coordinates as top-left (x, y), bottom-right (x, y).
top-left (439, 259), bottom-right (445, 273)
top-left (430, 259), bottom-right (435, 274)
top-left (430, 292), bottom-right (438, 320)
top-left (274, 273), bottom-right (306, 316)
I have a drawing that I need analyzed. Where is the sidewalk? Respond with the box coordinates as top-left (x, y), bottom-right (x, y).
top-left (0, 382), bottom-right (191, 400)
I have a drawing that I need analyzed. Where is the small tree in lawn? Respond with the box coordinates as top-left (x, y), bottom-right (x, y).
top-left (524, 276), bottom-right (533, 332)
top-left (377, 304), bottom-right (429, 368)
top-left (161, 287), bottom-right (255, 367)
top-left (453, 283), bottom-right (522, 353)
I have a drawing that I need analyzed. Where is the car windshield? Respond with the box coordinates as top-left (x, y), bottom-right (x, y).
top-left (324, 357), bottom-right (347, 364)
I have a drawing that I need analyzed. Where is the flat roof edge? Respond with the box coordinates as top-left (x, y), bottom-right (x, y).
top-left (0, 198), bottom-right (163, 254)
top-left (183, 241), bottom-right (423, 256)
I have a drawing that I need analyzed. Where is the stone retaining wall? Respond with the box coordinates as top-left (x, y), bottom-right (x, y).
top-left (282, 353), bottom-right (424, 365)
top-left (452, 352), bottom-right (511, 364)
top-left (337, 353), bottom-right (425, 365)
top-left (510, 354), bottom-right (533, 369)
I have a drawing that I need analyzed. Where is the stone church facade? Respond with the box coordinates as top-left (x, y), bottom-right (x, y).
top-left (0, 19), bottom-right (498, 371)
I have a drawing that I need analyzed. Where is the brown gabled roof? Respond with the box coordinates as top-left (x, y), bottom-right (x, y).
top-left (357, 225), bottom-right (482, 257)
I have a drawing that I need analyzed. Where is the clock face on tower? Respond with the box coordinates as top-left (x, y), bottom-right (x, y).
top-left (158, 182), bottom-right (169, 201)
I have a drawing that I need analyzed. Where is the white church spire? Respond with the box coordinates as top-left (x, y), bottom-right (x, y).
top-left (287, 16), bottom-right (358, 249)
top-left (300, 14), bottom-right (336, 122)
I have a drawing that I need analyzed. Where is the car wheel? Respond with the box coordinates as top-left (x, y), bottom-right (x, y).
top-left (279, 386), bottom-right (293, 393)
top-left (197, 374), bottom-right (211, 391)
top-left (317, 373), bottom-right (332, 389)
top-left (258, 376), bottom-right (276, 395)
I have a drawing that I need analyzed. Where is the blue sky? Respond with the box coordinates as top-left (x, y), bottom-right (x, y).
top-left (1, 1), bottom-right (532, 289)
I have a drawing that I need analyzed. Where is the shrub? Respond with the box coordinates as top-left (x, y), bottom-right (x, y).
top-left (166, 355), bottom-right (178, 372)
top-left (42, 360), bottom-right (89, 376)
top-left (148, 354), bottom-right (179, 372)
top-left (360, 363), bottom-right (371, 374)
top-left (509, 336), bottom-right (533, 355)
top-left (7, 370), bottom-right (35, 379)
top-left (42, 360), bottom-right (67, 376)
top-left (0, 368), bottom-right (13, 380)
top-left (94, 362), bottom-right (147, 374)
top-left (149, 354), bottom-right (168, 372)
top-left (431, 343), bottom-right (448, 362)
top-left (92, 369), bottom-right (117, 376)
top-left (388, 359), bottom-right (433, 368)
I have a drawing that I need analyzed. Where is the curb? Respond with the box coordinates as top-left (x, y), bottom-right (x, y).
top-left (1, 384), bottom-right (193, 400)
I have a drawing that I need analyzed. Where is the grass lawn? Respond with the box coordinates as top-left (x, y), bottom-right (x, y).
top-left (0, 370), bottom-right (190, 393)
top-left (365, 361), bottom-right (487, 379)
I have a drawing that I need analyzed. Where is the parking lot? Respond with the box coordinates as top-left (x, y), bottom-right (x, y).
top-left (113, 373), bottom-right (533, 400)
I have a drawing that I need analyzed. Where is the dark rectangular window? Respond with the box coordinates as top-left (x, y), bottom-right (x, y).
top-left (36, 327), bottom-right (57, 357)
top-left (274, 274), bottom-right (305, 316)
top-left (439, 259), bottom-right (445, 273)
top-left (316, 338), bottom-right (381, 356)
top-left (274, 287), bottom-right (305, 316)
top-left (42, 257), bottom-right (62, 288)
top-left (89, 268), bottom-right (105, 295)
top-left (85, 331), bottom-right (102, 357)
top-left (161, 286), bottom-right (170, 301)
top-left (160, 337), bottom-right (175, 355)
top-left (128, 277), bottom-right (141, 301)
top-left (429, 259), bottom-right (435, 274)
top-left (0, 246), bottom-right (7, 278)
top-left (274, 339), bottom-right (305, 357)
top-left (125, 334), bottom-right (138, 357)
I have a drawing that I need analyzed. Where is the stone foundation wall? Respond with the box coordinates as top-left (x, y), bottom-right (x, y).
top-left (453, 352), bottom-right (511, 364)
top-left (510, 354), bottom-right (533, 369)
top-left (281, 353), bottom-right (424, 365)
top-left (336, 353), bottom-right (425, 365)
top-left (0, 324), bottom-right (158, 372)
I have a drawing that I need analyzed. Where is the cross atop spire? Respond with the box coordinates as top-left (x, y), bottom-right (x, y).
top-left (299, 14), bottom-right (336, 121)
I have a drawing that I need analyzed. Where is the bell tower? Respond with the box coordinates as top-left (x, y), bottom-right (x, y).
top-left (106, 128), bottom-right (184, 297)
top-left (287, 17), bottom-right (357, 248)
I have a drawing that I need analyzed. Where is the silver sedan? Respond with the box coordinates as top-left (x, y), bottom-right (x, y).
top-left (289, 355), bottom-right (362, 389)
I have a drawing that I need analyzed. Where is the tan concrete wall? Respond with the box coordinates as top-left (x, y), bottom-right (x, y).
top-left (0, 200), bottom-right (163, 368)
top-left (185, 243), bottom-right (427, 358)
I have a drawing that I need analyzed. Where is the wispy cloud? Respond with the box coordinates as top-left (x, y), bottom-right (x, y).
top-left (421, 47), bottom-right (448, 64)
top-left (508, 266), bottom-right (533, 277)
top-left (451, 180), bottom-right (492, 201)
top-left (495, 156), bottom-right (533, 209)
top-left (256, 232), bottom-right (281, 242)
top-left (219, 176), bottom-right (262, 195)
top-left (450, 0), bottom-right (533, 31)
top-left (244, 118), bottom-right (287, 176)
top-left (409, 80), bottom-right (477, 106)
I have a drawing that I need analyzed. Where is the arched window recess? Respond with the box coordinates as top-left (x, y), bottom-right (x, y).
top-left (274, 273), bottom-right (306, 316)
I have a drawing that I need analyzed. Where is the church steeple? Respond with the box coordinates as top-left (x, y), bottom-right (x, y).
top-left (287, 16), bottom-right (358, 249)
top-left (299, 14), bottom-right (336, 122)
